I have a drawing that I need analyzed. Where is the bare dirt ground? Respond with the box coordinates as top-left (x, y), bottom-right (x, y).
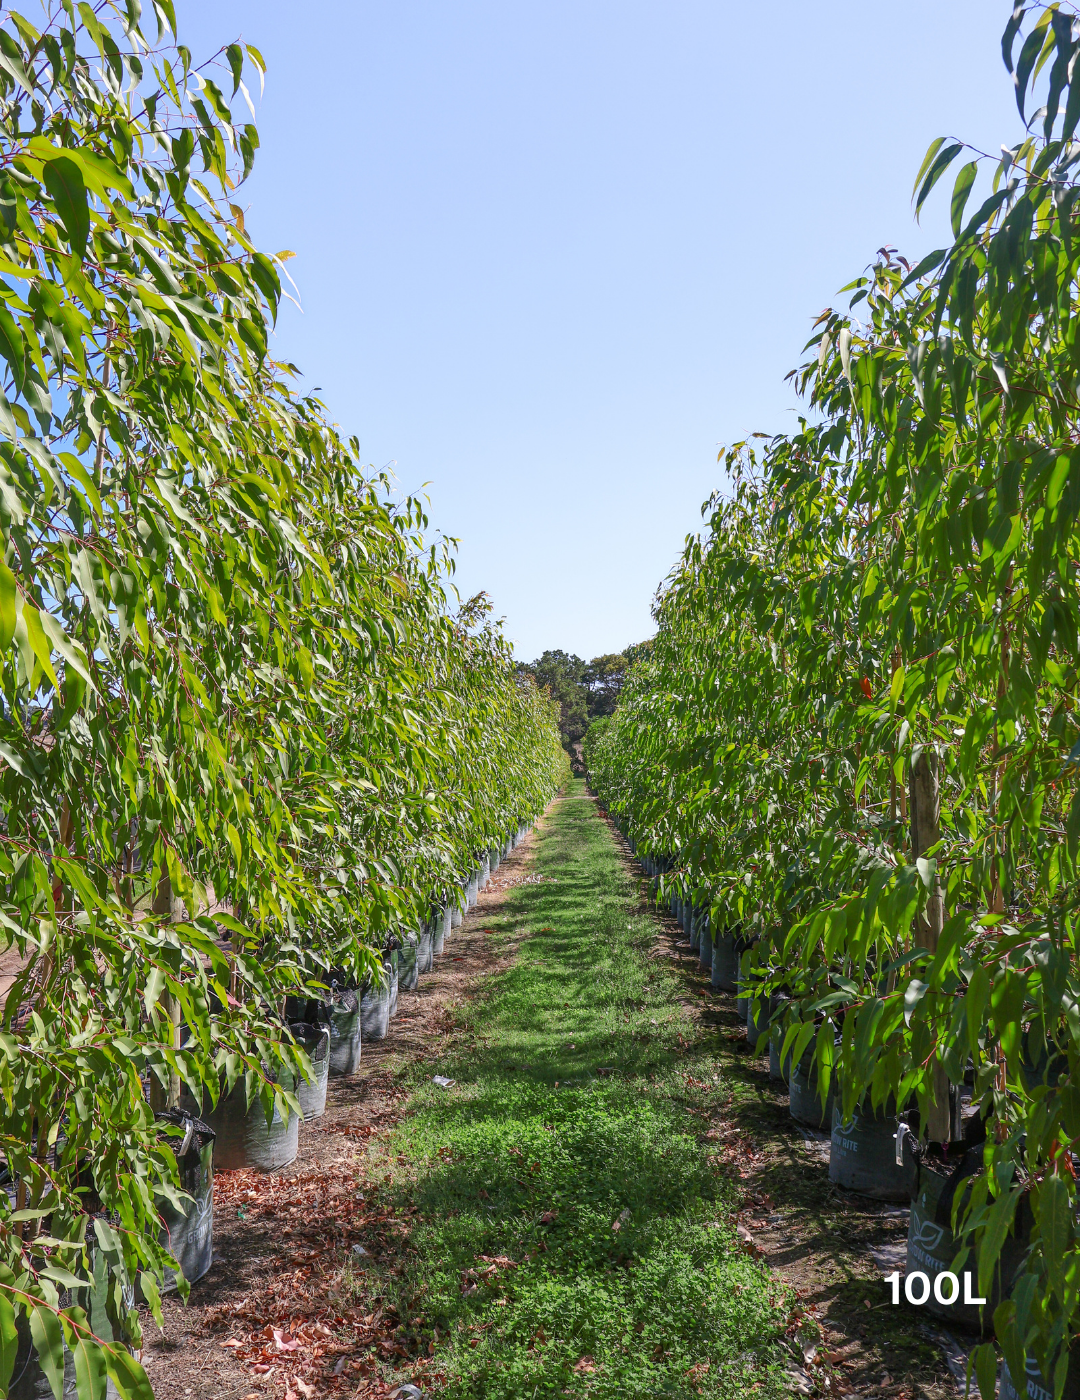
top-left (140, 818), bottom-right (548, 1400)
top-left (598, 809), bottom-right (965, 1400)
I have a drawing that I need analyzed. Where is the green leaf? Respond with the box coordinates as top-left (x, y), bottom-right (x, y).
top-left (991, 969), bottom-right (1026, 1061)
top-left (36, 609), bottom-right (94, 690)
top-left (1014, 20), bottom-right (1051, 120)
top-left (1001, 5), bottom-right (1027, 74)
top-left (0, 556), bottom-right (16, 652)
top-left (103, 1345), bottom-right (155, 1400)
top-left (55, 666), bottom-right (87, 729)
top-left (814, 1019), bottom-right (833, 1107)
top-left (60, 453), bottom-right (102, 519)
top-left (137, 1270), bottom-right (162, 1328)
top-left (29, 1304), bottom-right (65, 1400)
top-left (967, 963), bottom-right (990, 1062)
top-left (39, 1266), bottom-right (89, 1291)
top-left (912, 137), bottom-right (948, 199)
top-left (0, 739), bottom-right (31, 778)
top-left (900, 247), bottom-right (947, 290)
top-left (245, 43), bottom-right (267, 97)
top-left (0, 40), bottom-right (35, 96)
top-left (20, 601), bottom-right (60, 691)
top-left (978, 1190), bottom-right (1018, 1300)
top-left (903, 977), bottom-right (929, 1025)
top-left (42, 157), bottom-right (90, 262)
top-left (29, 139), bottom-right (135, 202)
top-left (1040, 1173), bottom-right (1072, 1299)
top-left (0, 303), bottom-right (26, 396)
top-left (0, 1289), bottom-right (17, 1394)
top-left (915, 142), bottom-right (963, 219)
top-left (972, 1340), bottom-right (997, 1400)
top-left (144, 963), bottom-right (166, 1016)
top-left (249, 253), bottom-right (280, 321)
top-left (950, 161), bottom-right (978, 238)
top-left (73, 1336), bottom-right (107, 1400)
top-left (225, 43), bottom-right (244, 94)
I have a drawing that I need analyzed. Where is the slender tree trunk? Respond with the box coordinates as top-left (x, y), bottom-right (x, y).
top-left (911, 746), bottom-right (951, 1142)
top-left (25, 1104), bottom-right (50, 1244)
top-left (148, 869), bottom-right (181, 1112)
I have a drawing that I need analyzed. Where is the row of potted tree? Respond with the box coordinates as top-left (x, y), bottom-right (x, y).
top-left (584, 5), bottom-right (1080, 1395)
top-left (0, 3), bottom-right (569, 1396)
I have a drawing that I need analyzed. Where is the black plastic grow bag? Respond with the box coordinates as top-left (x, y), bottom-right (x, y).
top-left (285, 984), bottom-right (362, 1077)
top-left (360, 974), bottom-right (389, 1042)
top-left (184, 1065), bottom-right (299, 1172)
top-left (399, 933), bottom-right (420, 991)
top-left (789, 1050), bottom-right (835, 1129)
top-left (155, 1108), bottom-right (216, 1291)
top-left (417, 924), bottom-right (434, 975)
top-left (746, 990), bottom-right (775, 1053)
top-left (711, 934), bottom-right (738, 991)
top-left (290, 1022), bottom-right (330, 1120)
top-left (830, 1098), bottom-right (910, 1201)
top-left (905, 1139), bottom-right (1029, 1331)
top-left (736, 949), bottom-right (753, 1018)
top-left (698, 919), bottom-right (713, 972)
top-left (324, 989), bottom-right (362, 1076)
top-left (386, 950), bottom-right (399, 1018)
top-left (1001, 1351), bottom-right (1080, 1400)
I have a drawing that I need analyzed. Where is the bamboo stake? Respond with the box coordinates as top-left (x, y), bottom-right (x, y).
top-left (148, 867), bottom-right (180, 1112)
top-left (911, 745), bottom-right (951, 1143)
top-left (990, 569), bottom-right (1013, 1137)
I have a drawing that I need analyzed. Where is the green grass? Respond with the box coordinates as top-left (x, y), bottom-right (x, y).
top-left (375, 780), bottom-right (789, 1398)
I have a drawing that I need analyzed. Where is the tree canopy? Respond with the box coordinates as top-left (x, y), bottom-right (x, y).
top-left (587, 5), bottom-right (1080, 1392)
top-left (0, 3), bottom-right (568, 1395)
top-left (519, 643), bottom-right (651, 750)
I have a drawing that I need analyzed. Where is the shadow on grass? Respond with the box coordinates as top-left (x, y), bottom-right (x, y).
top-left (368, 783), bottom-right (792, 1400)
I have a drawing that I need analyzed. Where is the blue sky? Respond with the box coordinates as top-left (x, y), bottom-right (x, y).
top-left (181, 1), bottom-right (1017, 661)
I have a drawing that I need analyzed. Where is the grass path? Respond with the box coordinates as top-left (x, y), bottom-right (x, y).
top-left (378, 781), bottom-right (788, 1398)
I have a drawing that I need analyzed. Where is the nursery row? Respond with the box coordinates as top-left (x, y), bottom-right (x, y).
top-left (11, 820), bottom-right (541, 1399)
top-left (585, 6), bottom-right (1080, 1397)
top-left (0, 3), bottom-right (569, 1397)
top-left (148, 819), bottom-right (536, 1336)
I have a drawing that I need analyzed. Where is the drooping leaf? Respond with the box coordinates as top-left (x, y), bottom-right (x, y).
top-left (29, 1305), bottom-right (65, 1400)
top-left (41, 156), bottom-right (89, 261)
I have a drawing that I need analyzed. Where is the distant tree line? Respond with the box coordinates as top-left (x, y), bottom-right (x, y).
top-left (517, 642), bottom-right (653, 752)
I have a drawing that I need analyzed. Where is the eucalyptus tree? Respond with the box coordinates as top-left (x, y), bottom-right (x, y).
top-left (590, 5), bottom-right (1080, 1392)
top-left (0, 3), bottom-right (566, 1397)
